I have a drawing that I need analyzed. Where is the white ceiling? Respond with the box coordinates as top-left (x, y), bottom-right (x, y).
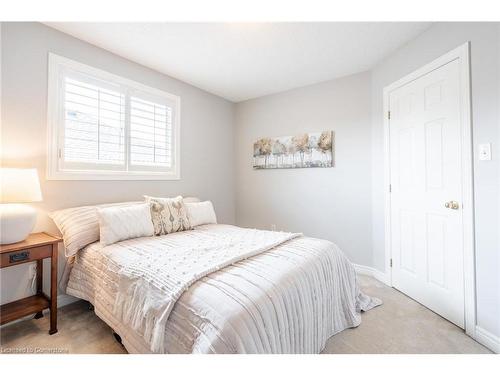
top-left (45, 22), bottom-right (431, 102)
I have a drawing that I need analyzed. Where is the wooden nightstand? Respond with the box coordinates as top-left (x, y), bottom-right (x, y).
top-left (0, 232), bottom-right (62, 334)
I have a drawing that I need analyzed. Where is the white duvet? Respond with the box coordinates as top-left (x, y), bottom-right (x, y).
top-left (66, 224), bottom-right (381, 354)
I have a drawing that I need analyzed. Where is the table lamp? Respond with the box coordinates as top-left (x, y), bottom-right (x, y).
top-left (0, 168), bottom-right (43, 244)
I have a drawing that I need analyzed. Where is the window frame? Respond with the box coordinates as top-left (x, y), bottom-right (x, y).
top-left (47, 53), bottom-right (181, 181)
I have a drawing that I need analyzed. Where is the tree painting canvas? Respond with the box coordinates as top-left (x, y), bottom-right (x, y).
top-left (253, 131), bottom-right (334, 169)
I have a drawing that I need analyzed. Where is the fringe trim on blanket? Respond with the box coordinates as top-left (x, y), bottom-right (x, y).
top-left (114, 276), bottom-right (178, 352)
top-left (356, 291), bottom-right (382, 312)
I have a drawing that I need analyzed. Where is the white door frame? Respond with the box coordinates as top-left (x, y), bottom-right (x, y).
top-left (383, 42), bottom-right (476, 337)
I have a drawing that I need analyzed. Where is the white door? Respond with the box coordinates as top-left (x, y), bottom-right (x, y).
top-left (389, 59), bottom-right (465, 328)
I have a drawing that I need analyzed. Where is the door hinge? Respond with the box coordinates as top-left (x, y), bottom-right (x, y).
top-left (390, 259), bottom-right (393, 268)
top-left (58, 149), bottom-right (62, 159)
top-left (389, 184), bottom-right (392, 193)
top-left (387, 111), bottom-right (391, 120)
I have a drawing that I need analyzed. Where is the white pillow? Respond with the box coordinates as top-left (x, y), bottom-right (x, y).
top-left (97, 203), bottom-right (154, 246)
top-left (50, 201), bottom-right (141, 257)
top-left (183, 197), bottom-right (201, 203)
top-left (185, 201), bottom-right (217, 227)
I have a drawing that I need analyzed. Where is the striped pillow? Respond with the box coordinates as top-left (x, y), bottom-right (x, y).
top-left (50, 201), bottom-right (140, 257)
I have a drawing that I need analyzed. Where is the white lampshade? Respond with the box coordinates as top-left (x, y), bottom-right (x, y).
top-left (0, 168), bottom-right (43, 203)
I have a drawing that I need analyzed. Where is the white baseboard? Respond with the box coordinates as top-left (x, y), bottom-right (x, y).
top-left (353, 263), bottom-right (391, 286)
top-left (474, 325), bottom-right (500, 353)
top-left (0, 294), bottom-right (80, 329)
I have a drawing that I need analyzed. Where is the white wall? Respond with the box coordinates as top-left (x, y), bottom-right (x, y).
top-left (370, 22), bottom-right (500, 338)
top-left (0, 22), bottom-right (235, 305)
top-left (235, 72), bottom-right (373, 266)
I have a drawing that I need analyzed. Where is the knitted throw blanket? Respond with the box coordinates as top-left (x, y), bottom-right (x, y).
top-left (113, 226), bottom-right (300, 352)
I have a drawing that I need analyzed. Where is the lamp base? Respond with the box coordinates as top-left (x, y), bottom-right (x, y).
top-left (0, 204), bottom-right (37, 244)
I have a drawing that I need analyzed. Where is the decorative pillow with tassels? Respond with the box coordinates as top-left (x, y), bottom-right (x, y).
top-left (144, 195), bottom-right (192, 235)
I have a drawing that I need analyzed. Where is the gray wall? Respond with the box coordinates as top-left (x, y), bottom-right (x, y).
top-left (370, 22), bottom-right (499, 336)
top-left (235, 22), bottom-right (499, 339)
top-left (235, 72), bottom-right (373, 266)
top-left (0, 22), bottom-right (235, 304)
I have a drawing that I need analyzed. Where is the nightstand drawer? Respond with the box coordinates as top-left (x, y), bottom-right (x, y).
top-left (0, 245), bottom-right (52, 267)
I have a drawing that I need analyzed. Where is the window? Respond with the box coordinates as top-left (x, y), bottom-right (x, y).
top-left (47, 53), bottom-right (180, 180)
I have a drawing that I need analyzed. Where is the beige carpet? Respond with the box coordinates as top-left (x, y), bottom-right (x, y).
top-left (322, 276), bottom-right (491, 354)
top-left (0, 276), bottom-right (491, 354)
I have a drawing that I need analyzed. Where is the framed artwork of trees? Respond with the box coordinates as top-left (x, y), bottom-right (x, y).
top-left (253, 131), bottom-right (334, 169)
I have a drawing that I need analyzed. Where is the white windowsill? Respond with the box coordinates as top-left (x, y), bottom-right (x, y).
top-left (46, 169), bottom-right (180, 181)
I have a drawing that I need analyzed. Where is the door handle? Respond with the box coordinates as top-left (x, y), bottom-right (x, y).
top-left (445, 201), bottom-right (459, 210)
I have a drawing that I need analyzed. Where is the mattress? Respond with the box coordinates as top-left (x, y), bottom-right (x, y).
top-left (66, 224), bottom-right (380, 353)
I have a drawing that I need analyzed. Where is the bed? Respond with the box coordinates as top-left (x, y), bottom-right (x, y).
top-left (64, 223), bottom-right (381, 354)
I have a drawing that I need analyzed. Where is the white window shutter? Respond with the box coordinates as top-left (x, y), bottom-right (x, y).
top-left (130, 96), bottom-right (172, 169)
top-left (63, 77), bottom-right (126, 167)
top-left (47, 53), bottom-right (180, 180)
